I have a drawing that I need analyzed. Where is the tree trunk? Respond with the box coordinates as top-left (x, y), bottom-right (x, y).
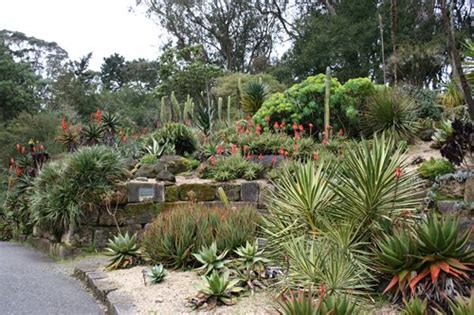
top-left (440, 0), bottom-right (474, 120)
top-left (390, 0), bottom-right (398, 86)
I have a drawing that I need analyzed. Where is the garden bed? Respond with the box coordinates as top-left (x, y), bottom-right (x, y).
top-left (107, 267), bottom-right (277, 314)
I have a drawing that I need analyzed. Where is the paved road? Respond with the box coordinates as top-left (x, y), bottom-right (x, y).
top-left (0, 242), bottom-right (102, 315)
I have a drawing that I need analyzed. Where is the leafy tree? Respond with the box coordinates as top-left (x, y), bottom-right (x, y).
top-left (137, 0), bottom-right (284, 72)
top-left (100, 53), bottom-right (126, 91)
top-left (0, 41), bottom-right (42, 121)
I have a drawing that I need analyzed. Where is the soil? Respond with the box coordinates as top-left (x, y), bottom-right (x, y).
top-left (405, 140), bottom-right (442, 172)
top-left (107, 267), bottom-right (278, 314)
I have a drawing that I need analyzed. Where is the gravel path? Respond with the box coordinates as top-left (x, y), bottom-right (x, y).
top-left (0, 242), bottom-right (103, 315)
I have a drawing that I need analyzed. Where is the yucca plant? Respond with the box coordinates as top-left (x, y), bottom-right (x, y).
top-left (241, 81), bottom-right (269, 115)
top-left (192, 242), bottom-right (230, 275)
top-left (148, 264), bottom-right (167, 284)
top-left (362, 89), bottom-right (419, 142)
top-left (374, 231), bottom-right (418, 295)
top-left (193, 271), bottom-right (244, 309)
top-left (195, 104), bottom-right (215, 136)
top-left (332, 134), bottom-right (421, 241)
top-left (105, 232), bottom-right (141, 270)
top-left (401, 297), bottom-right (428, 315)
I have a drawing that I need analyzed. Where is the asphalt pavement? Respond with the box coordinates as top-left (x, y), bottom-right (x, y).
top-left (0, 242), bottom-right (102, 315)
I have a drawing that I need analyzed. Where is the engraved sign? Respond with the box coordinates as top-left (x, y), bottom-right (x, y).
top-left (138, 187), bottom-right (155, 202)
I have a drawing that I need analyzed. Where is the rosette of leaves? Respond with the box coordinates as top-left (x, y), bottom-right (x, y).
top-left (241, 80), bottom-right (269, 115)
top-left (192, 242), bottom-right (230, 275)
top-left (105, 232), bottom-right (141, 270)
top-left (232, 241), bottom-right (269, 290)
top-left (148, 264), bottom-right (167, 284)
top-left (81, 123), bottom-right (104, 145)
top-left (193, 271), bottom-right (244, 309)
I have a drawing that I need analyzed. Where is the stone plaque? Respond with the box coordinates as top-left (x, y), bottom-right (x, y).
top-left (138, 187), bottom-right (155, 202)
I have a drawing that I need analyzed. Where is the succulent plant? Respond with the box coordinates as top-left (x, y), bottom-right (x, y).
top-left (192, 242), bottom-right (229, 275)
top-left (401, 297), bottom-right (428, 315)
top-left (148, 264), bottom-right (167, 284)
top-left (448, 294), bottom-right (474, 315)
top-left (277, 290), bottom-right (359, 315)
top-left (105, 232), bottom-right (141, 270)
top-left (193, 271), bottom-right (244, 309)
top-left (234, 241), bottom-right (269, 272)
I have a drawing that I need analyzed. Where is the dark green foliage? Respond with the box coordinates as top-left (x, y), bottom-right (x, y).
top-left (241, 81), bottom-right (269, 115)
top-left (362, 89), bottom-right (420, 142)
top-left (142, 205), bottom-right (259, 269)
top-left (418, 158), bottom-right (455, 180)
top-left (201, 155), bottom-right (265, 181)
top-left (277, 290), bottom-right (359, 315)
top-left (399, 85), bottom-right (442, 120)
top-left (153, 123), bottom-right (197, 155)
top-left (195, 104), bottom-right (215, 136)
top-left (440, 119), bottom-right (473, 165)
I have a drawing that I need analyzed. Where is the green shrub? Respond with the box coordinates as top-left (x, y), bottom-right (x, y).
top-left (418, 158), bottom-right (455, 179)
top-left (253, 75), bottom-right (377, 135)
top-left (362, 89), bottom-right (420, 142)
top-left (142, 205), bottom-right (259, 269)
top-left (201, 155), bottom-right (264, 181)
top-left (241, 81), bottom-right (269, 115)
top-left (153, 123), bottom-right (197, 155)
top-left (399, 84), bottom-right (442, 120)
top-left (29, 146), bottom-right (127, 236)
top-left (140, 153), bottom-right (158, 165)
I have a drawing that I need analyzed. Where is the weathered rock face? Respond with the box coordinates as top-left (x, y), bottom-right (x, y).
top-left (127, 180), bottom-right (164, 203)
top-left (436, 173), bottom-right (466, 198)
top-left (134, 164), bottom-right (165, 178)
top-left (419, 129), bottom-right (434, 142)
top-left (464, 176), bottom-right (474, 209)
top-left (178, 183), bottom-right (216, 201)
top-left (156, 170), bottom-right (176, 182)
top-left (123, 157), bottom-right (138, 171)
top-left (241, 181), bottom-right (260, 202)
top-left (216, 183), bottom-right (241, 201)
top-left (159, 155), bottom-right (189, 174)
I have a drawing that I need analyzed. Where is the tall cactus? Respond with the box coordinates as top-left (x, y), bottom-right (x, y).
top-left (324, 66), bottom-right (331, 138)
top-left (217, 97), bottom-right (223, 121)
top-left (170, 91), bottom-right (182, 122)
top-left (160, 96), bottom-right (168, 126)
top-left (183, 94), bottom-right (193, 123)
top-left (227, 96), bottom-right (231, 126)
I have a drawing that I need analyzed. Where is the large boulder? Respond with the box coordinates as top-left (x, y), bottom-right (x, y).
top-left (178, 183), bottom-right (216, 201)
top-left (160, 155), bottom-right (189, 174)
top-left (134, 163), bottom-right (166, 178)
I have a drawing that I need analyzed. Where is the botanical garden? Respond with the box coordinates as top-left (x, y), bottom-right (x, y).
top-left (0, 1), bottom-right (473, 314)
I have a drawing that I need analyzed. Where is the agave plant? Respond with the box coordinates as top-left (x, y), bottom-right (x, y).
top-left (142, 137), bottom-right (175, 158)
top-left (318, 294), bottom-right (360, 315)
top-left (101, 112), bottom-right (121, 145)
top-left (148, 264), bottom-right (167, 284)
top-left (362, 89), bottom-right (419, 142)
top-left (241, 81), bottom-right (269, 115)
top-left (374, 231), bottom-right (418, 295)
top-left (195, 104), bottom-right (215, 136)
top-left (401, 297), bottom-right (428, 315)
top-left (232, 241), bottom-right (269, 290)
top-left (192, 242), bottom-right (230, 275)
top-left (105, 232), bottom-right (141, 270)
top-left (193, 271), bottom-right (244, 309)
top-left (409, 215), bottom-right (473, 293)
top-left (82, 123), bottom-right (104, 145)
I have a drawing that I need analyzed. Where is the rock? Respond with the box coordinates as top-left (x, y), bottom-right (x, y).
top-left (178, 183), bottom-right (216, 201)
top-left (258, 181), bottom-right (273, 208)
top-left (127, 180), bottom-right (165, 203)
top-left (156, 170), bottom-right (176, 182)
top-left (216, 183), bottom-right (241, 201)
top-left (134, 177), bottom-right (148, 182)
top-left (430, 141), bottom-right (442, 149)
top-left (123, 157), bottom-right (138, 171)
top-left (410, 156), bottom-right (425, 165)
top-left (98, 202), bottom-right (161, 226)
top-left (165, 185), bottom-right (178, 202)
top-left (464, 176), bottom-right (474, 208)
top-left (437, 173), bottom-right (465, 199)
top-left (160, 155), bottom-right (189, 174)
top-left (437, 200), bottom-right (464, 214)
top-left (249, 155), bottom-right (284, 168)
top-left (419, 129), bottom-right (434, 142)
top-left (134, 164), bottom-right (158, 178)
top-left (93, 224), bottom-right (142, 248)
top-left (241, 181), bottom-right (260, 202)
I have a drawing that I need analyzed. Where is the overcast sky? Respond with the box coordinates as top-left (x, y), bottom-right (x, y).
top-left (0, 0), bottom-right (166, 69)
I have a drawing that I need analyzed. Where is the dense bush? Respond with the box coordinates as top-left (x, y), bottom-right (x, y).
top-left (240, 81), bottom-right (269, 115)
top-left (253, 75), bottom-right (378, 136)
top-left (200, 155), bottom-right (265, 181)
top-left (152, 123), bottom-right (197, 155)
top-left (142, 205), bottom-right (259, 269)
top-left (362, 89), bottom-right (420, 142)
top-left (418, 158), bottom-right (455, 179)
top-left (399, 84), bottom-right (442, 120)
top-left (29, 146), bottom-right (127, 237)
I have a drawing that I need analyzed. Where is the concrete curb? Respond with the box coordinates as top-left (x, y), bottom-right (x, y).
top-left (74, 267), bottom-right (136, 315)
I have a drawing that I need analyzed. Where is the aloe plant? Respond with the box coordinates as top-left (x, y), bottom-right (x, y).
top-left (192, 242), bottom-right (229, 275)
top-left (105, 232), bottom-right (141, 270)
top-left (194, 271), bottom-right (244, 308)
top-left (148, 264), bottom-right (167, 284)
top-left (401, 297), bottom-right (428, 315)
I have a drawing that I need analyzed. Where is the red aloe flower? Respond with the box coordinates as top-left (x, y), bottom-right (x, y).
top-left (230, 143), bottom-right (238, 155)
top-left (255, 124), bottom-right (262, 135)
top-left (258, 153), bottom-right (263, 161)
top-left (246, 154), bottom-right (252, 161)
top-left (338, 129), bottom-right (344, 136)
top-left (313, 152), bottom-right (319, 161)
top-left (280, 122), bottom-right (286, 129)
top-left (20, 146), bottom-right (26, 155)
top-left (294, 131), bottom-right (300, 140)
top-left (322, 138), bottom-right (328, 145)
top-left (243, 145), bottom-right (248, 153)
top-left (95, 109), bottom-right (102, 124)
top-left (39, 144), bottom-right (45, 151)
top-left (265, 116), bottom-right (271, 126)
top-left (298, 124), bottom-right (304, 132)
top-left (273, 121), bottom-right (279, 130)
top-left (279, 147), bottom-right (285, 156)
top-left (293, 143), bottom-right (298, 153)
top-left (271, 156), bottom-right (277, 166)
top-left (216, 144), bottom-right (224, 155)
top-left (210, 155), bottom-right (217, 166)
top-left (395, 167), bottom-right (402, 178)
top-left (284, 151), bottom-right (289, 157)
top-left (16, 144), bottom-right (21, 153)
top-left (61, 116), bottom-right (68, 132)
top-left (292, 122), bottom-right (298, 130)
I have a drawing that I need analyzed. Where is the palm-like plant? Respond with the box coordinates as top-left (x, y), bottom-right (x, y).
top-left (105, 232), bottom-right (141, 270)
top-left (101, 112), bottom-right (121, 145)
top-left (192, 242), bottom-right (229, 275)
top-left (241, 81), bottom-right (269, 115)
top-left (195, 104), bottom-right (215, 136)
top-left (148, 264), bottom-right (167, 284)
top-left (82, 123), bottom-right (104, 145)
top-left (463, 40), bottom-right (474, 87)
top-left (194, 271), bottom-right (244, 309)
top-left (332, 135), bottom-right (421, 240)
top-left (362, 89), bottom-right (419, 142)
